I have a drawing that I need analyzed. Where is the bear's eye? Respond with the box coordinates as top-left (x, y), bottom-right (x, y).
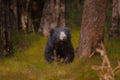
top-left (59, 31), bottom-right (67, 40)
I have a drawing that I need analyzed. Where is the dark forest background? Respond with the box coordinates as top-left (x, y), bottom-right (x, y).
top-left (0, 0), bottom-right (113, 55)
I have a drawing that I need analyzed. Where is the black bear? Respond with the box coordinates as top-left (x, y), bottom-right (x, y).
top-left (44, 27), bottom-right (74, 63)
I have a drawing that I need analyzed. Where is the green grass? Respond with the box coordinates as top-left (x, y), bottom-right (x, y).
top-left (0, 28), bottom-right (120, 80)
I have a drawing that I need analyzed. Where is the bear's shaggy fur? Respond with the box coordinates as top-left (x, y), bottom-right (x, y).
top-left (44, 28), bottom-right (74, 63)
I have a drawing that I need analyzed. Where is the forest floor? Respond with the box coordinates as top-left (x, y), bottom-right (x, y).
top-left (0, 28), bottom-right (120, 80)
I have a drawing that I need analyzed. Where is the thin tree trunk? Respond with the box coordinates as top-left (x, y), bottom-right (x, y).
top-left (18, 0), bottom-right (35, 34)
top-left (109, 0), bottom-right (120, 39)
top-left (39, 0), bottom-right (66, 36)
top-left (9, 0), bottom-right (18, 31)
top-left (77, 0), bottom-right (107, 57)
top-left (0, 0), bottom-right (13, 56)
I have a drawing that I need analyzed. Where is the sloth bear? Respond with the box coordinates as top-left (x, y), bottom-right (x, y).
top-left (44, 27), bottom-right (74, 63)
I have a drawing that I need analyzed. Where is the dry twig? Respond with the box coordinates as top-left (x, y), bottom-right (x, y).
top-left (91, 42), bottom-right (120, 80)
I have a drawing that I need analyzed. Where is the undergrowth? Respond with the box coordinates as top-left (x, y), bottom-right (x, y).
top-left (0, 28), bottom-right (119, 80)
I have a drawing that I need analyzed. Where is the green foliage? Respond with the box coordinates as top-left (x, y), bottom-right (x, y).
top-left (106, 0), bottom-right (112, 30)
top-left (66, 1), bottom-right (83, 28)
top-left (11, 32), bottom-right (41, 52)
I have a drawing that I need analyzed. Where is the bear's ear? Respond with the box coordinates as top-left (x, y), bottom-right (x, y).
top-left (65, 27), bottom-right (71, 31)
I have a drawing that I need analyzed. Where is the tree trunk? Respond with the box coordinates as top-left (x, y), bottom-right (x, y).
top-left (0, 0), bottom-right (13, 56)
top-left (31, 0), bottom-right (45, 32)
top-left (77, 0), bottom-right (107, 57)
top-left (9, 0), bottom-right (19, 31)
top-left (109, 0), bottom-right (120, 39)
top-left (39, 0), bottom-right (66, 36)
top-left (18, 0), bottom-right (35, 34)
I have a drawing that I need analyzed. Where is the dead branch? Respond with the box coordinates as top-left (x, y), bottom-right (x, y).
top-left (113, 61), bottom-right (120, 75)
top-left (91, 42), bottom-right (120, 80)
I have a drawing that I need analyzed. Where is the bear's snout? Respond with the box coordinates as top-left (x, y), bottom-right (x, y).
top-left (59, 31), bottom-right (67, 41)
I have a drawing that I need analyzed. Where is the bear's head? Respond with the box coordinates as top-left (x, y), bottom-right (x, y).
top-left (50, 27), bottom-right (71, 43)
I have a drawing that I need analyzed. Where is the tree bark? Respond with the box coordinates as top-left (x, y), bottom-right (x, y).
top-left (18, 0), bottom-right (35, 34)
top-left (0, 0), bottom-right (13, 56)
top-left (109, 0), bottom-right (120, 39)
top-left (39, 0), bottom-right (66, 36)
top-left (9, 0), bottom-right (19, 31)
top-left (77, 0), bottom-right (107, 57)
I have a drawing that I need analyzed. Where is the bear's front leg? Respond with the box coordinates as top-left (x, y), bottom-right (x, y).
top-left (64, 42), bottom-right (74, 63)
top-left (44, 40), bottom-right (54, 63)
